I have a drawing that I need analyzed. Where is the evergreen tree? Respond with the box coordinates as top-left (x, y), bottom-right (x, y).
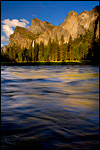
top-left (60, 34), bottom-right (65, 61)
top-left (9, 46), bottom-right (15, 61)
top-left (34, 43), bottom-right (39, 61)
top-left (68, 35), bottom-right (72, 61)
top-left (39, 41), bottom-right (44, 61)
top-left (47, 37), bottom-right (52, 61)
top-left (1, 47), bottom-right (10, 62)
top-left (51, 39), bottom-right (55, 61)
top-left (44, 45), bottom-right (48, 61)
top-left (2, 27), bottom-right (99, 65)
top-left (17, 45), bottom-right (22, 61)
top-left (64, 42), bottom-right (68, 61)
top-left (31, 47), bottom-right (34, 62)
top-left (55, 34), bottom-right (59, 61)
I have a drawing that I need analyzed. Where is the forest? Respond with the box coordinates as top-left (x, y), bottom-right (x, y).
top-left (1, 29), bottom-right (99, 65)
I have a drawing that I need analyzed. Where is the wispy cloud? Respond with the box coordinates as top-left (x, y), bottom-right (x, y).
top-left (20, 19), bottom-right (29, 24)
top-left (32, 14), bottom-right (37, 18)
top-left (2, 18), bottom-right (29, 37)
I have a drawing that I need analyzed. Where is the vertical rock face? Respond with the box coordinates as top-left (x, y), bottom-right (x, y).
top-left (28, 19), bottom-right (55, 45)
top-left (60, 11), bottom-right (79, 39)
top-left (28, 18), bottom-right (46, 34)
top-left (78, 8), bottom-right (99, 31)
top-left (28, 18), bottom-right (55, 34)
top-left (8, 26), bottom-right (38, 49)
top-left (44, 21), bottom-right (55, 31)
top-left (35, 26), bottom-right (70, 45)
top-left (60, 5), bottom-right (99, 39)
top-left (50, 26), bottom-right (70, 43)
top-left (35, 31), bottom-right (50, 45)
top-left (1, 45), bottom-right (8, 53)
top-left (78, 11), bottom-right (90, 30)
top-left (96, 16), bottom-right (99, 38)
top-left (36, 5), bottom-right (99, 45)
top-left (7, 5), bottom-right (99, 49)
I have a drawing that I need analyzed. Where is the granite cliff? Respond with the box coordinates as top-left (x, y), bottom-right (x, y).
top-left (8, 5), bottom-right (99, 49)
top-left (28, 18), bottom-right (55, 34)
top-left (8, 26), bottom-right (39, 49)
top-left (36, 5), bottom-right (99, 44)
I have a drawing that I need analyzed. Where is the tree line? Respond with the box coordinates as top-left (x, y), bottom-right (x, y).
top-left (1, 29), bottom-right (99, 64)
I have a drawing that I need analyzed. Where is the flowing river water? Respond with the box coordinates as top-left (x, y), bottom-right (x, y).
top-left (1, 65), bottom-right (99, 150)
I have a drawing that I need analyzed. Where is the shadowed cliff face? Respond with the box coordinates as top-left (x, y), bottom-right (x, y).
top-left (8, 26), bottom-right (39, 49)
top-left (95, 16), bottom-right (99, 38)
top-left (78, 10), bottom-right (99, 31)
top-left (8, 5), bottom-right (99, 48)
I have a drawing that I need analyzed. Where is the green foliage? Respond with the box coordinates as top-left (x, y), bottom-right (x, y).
top-left (14, 26), bottom-right (38, 40)
top-left (55, 34), bottom-right (59, 61)
top-left (60, 34), bottom-right (65, 61)
top-left (1, 49), bottom-right (11, 62)
top-left (2, 28), bottom-right (99, 65)
top-left (47, 37), bottom-right (52, 61)
top-left (34, 43), bottom-right (39, 61)
top-left (39, 41), bottom-right (44, 61)
top-left (68, 35), bottom-right (72, 61)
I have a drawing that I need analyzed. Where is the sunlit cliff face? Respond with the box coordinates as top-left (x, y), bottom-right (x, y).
top-left (7, 6), bottom-right (99, 49)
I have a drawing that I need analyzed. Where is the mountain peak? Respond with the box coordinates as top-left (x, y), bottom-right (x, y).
top-left (67, 11), bottom-right (78, 16)
top-left (44, 21), bottom-right (49, 24)
top-left (8, 5), bottom-right (99, 48)
top-left (28, 18), bottom-right (55, 35)
top-left (32, 18), bottom-right (43, 22)
top-left (90, 5), bottom-right (100, 13)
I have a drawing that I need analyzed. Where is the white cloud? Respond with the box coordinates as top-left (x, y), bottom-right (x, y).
top-left (20, 19), bottom-right (29, 24)
top-left (1, 44), bottom-right (3, 47)
top-left (1, 36), bottom-right (9, 43)
top-left (2, 25), bottom-right (14, 37)
top-left (2, 19), bottom-right (29, 28)
top-left (2, 18), bottom-right (29, 37)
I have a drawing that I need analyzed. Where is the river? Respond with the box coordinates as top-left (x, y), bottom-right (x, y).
top-left (1, 65), bottom-right (99, 150)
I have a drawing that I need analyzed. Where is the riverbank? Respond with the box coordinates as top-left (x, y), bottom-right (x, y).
top-left (1, 60), bottom-right (99, 66)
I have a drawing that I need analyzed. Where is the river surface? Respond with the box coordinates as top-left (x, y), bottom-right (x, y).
top-left (1, 65), bottom-right (99, 150)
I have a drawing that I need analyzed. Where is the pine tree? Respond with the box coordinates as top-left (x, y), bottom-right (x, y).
top-left (31, 47), bottom-right (34, 62)
top-left (64, 42), bottom-right (68, 61)
top-left (55, 34), bottom-right (59, 61)
top-left (47, 37), bottom-right (52, 61)
top-left (9, 46), bottom-right (14, 61)
top-left (68, 35), bottom-right (72, 61)
top-left (60, 34), bottom-right (65, 61)
top-left (34, 43), bottom-right (39, 61)
top-left (17, 45), bottom-right (22, 61)
top-left (39, 41), bottom-right (44, 61)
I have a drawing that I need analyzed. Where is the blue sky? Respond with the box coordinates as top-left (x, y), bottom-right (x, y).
top-left (1, 1), bottom-right (99, 47)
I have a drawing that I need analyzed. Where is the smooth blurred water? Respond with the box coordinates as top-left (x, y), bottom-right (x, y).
top-left (1, 65), bottom-right (99, 150)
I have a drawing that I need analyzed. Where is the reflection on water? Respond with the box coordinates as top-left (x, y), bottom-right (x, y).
top-left (1, 65), bottom-right (99, 150)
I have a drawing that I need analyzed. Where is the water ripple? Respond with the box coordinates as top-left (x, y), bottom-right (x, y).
top-left (1, 65), bottom-right (99, 150)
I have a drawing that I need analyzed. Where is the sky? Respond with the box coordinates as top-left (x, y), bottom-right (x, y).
top-left (1, 1), bottom-right (99, 47)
